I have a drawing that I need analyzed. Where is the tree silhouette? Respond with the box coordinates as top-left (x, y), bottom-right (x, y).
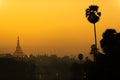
top-left (78, 53), bottom-right (83, 60)
top-left (100, 29), bottom-right (120, 57)
top-left (86, 5), bottom-right (101, 24)
top-left (100, 29), bottom-right (120, 80)
top-left (0, 57), bottom-right (37, 80)
top-left (86, 5), bottom-right (101, 61)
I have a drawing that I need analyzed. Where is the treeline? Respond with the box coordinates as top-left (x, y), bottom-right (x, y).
top-left (0, 56), bottom-right (36, 80)
top-left (30, 54), bottom-right (79, 80)
top-left (0, 53), bottom-right (93, 80)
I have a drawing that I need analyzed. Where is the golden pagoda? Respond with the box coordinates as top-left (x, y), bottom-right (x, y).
top-left (13, 36), bottom-right (25, 57)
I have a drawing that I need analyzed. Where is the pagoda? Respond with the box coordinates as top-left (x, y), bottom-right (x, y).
top-left (13, 36), bottom-right (25, 57)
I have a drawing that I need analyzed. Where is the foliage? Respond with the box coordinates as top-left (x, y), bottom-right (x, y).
top-left (86, 5), bottom-right (101, 24)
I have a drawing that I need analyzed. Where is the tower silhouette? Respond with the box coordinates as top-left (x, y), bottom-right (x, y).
top-left (13, 36), bottom-right (25, 57)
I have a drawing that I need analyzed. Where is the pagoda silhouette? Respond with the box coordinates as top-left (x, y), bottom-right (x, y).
top-left (13, 36), bottom-right (25, 57)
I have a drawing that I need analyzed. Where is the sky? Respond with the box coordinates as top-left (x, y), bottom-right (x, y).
top-left (0, 0), bottom-right (120, 57)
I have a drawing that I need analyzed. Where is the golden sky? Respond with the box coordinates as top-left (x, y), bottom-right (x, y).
top-left (0, 0), bottom-right (120, 57)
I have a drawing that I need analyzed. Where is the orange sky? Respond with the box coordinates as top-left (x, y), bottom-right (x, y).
top-left (0, 0), bottom-right (120, 57)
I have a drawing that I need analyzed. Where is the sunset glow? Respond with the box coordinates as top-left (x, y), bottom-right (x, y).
top-left (0, 0), bottom-right (120, 57)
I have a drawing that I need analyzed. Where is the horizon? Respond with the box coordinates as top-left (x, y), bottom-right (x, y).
top-left (0, 0), bottom-right (120, 57)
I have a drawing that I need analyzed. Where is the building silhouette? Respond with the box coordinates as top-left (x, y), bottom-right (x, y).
top-left (13, 36), bottom-right (25, 57)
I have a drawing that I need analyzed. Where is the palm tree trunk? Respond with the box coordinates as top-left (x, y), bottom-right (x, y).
top-left (94, 23), bottom-right (97, 48)
top-left (94, 23), bottom-right (97, 61)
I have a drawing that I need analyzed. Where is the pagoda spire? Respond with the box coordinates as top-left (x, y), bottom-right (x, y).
top-left (17, 36), bottom-right (20, 48)
top-left (13, 36), bottom-right (24, 57)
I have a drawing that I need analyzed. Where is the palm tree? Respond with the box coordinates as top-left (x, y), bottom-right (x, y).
top-left (86, 5), bottom-right (101, 61)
